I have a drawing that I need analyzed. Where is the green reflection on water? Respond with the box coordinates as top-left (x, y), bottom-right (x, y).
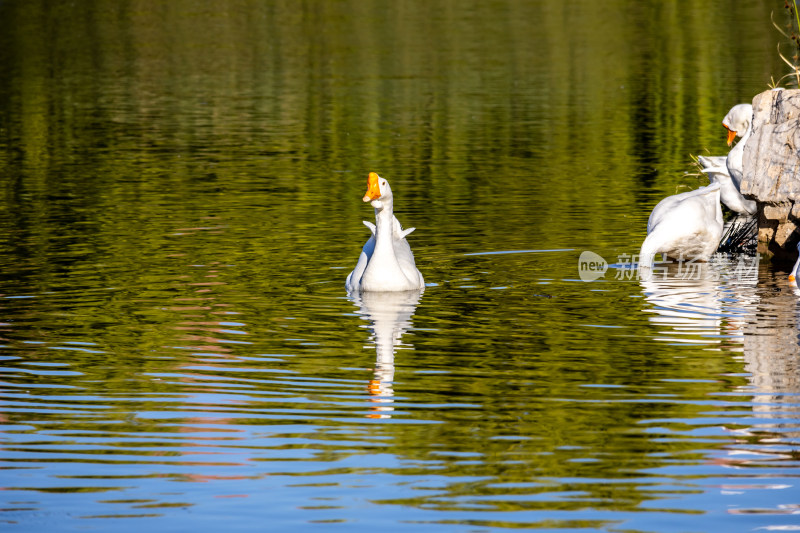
top-left (0, 1), bottom-right (797, 531)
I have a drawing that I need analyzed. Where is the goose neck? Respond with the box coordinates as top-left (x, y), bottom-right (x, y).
top-left (374, 204), bottom-right (395, 239)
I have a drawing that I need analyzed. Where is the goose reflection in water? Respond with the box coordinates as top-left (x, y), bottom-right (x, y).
top-left (740, 270), bottom-right (800, 432)
top-left (641, 259), bottom-right (800, 466)
top-left (350, 289), bottom-right (423, 419)
top-left (640, 262), bottom-right (727, 344)
top-left (639, 257), bottom-right (760, 344)
top-left (716, 269), bottom-right (800, 474)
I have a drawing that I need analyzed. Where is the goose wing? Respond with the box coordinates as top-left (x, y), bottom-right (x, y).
top-left (346, 224), bottom-right (377, 292)
top-left (391, 216), bottom-right (424, 287)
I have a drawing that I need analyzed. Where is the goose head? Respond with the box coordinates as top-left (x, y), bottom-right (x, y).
top-left (363, 172), bottom-right (393, 209)
top-left (722, 103), bottom-right (753, 146)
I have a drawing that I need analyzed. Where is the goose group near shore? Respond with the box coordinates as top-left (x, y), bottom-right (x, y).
top-left (638, 103), bottom-right (756, 273)
top-left (346, 105), bottom-right (763, 292)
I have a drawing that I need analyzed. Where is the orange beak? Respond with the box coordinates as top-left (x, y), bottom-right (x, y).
top-left (363, 172), bottom-right (382, 202)
top-left (790, 274), bottom-right (796, 282)
top-left (725, 125), bottom-right (737, 146)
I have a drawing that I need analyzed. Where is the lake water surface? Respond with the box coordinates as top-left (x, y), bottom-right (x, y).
top-left (1, 1), bottom-right (799, 532)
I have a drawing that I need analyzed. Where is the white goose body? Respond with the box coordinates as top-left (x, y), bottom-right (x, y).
top-left (790, 242), bottom-right (800, 285)
top-left (346, 173), bottom-right (424, 293)
top-left (701, 165), bottom-right (756, 215)
top-left (697, 155), bottom-right (727, 169)
top-left (639, 183), bottom-right (723, 273)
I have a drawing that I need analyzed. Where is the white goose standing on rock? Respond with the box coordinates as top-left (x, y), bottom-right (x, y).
top-left (696, 103), bottom-right (756, 215)
top-left (346, 172), bottom-right (425, 293)
top-left (722, 103), bottom-right (753, 191)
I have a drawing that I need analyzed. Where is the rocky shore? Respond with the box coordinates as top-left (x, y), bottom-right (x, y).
top-left (742, 88), bottom-right (800, 259)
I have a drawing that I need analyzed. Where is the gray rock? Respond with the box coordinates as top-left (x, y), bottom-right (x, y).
top-left (742, 89), bottom-right (800, 258)
top-left (743, 88), bottom-right (800, 202)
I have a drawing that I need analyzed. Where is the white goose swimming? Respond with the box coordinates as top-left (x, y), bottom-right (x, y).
top-left (346, 172), bottom-right (425, 293)
top-left (722, 103), bottom-right (753, 190)
top-left (639, 183), bottom-right (723, 275)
